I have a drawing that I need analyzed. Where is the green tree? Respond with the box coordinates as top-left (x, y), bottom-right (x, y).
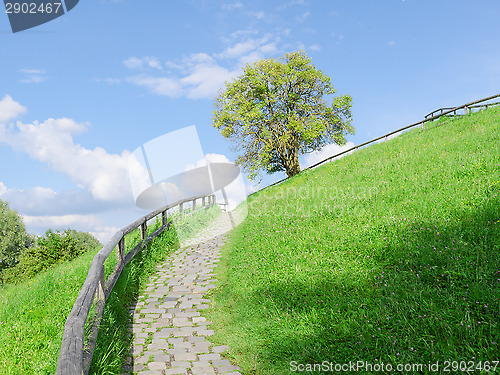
top-left (3, 228), bottom-right (101, 284)
top-left (0, 199), bottom-right (32, 271)
top-left (213, 50), bottom-right (354, 180)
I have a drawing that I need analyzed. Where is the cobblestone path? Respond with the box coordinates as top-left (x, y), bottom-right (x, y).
top-left (124, 213), bottom-right (241, 375)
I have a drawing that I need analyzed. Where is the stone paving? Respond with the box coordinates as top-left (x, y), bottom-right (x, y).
top-left (123, 213), bottom-right (241, 375)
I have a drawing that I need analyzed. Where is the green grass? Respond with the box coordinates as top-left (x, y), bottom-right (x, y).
top-left (172, 204), bottom-right (223, 240)
top-left (89, 217), bottom-right (179, 374)
top-left (89, 205), bottom-right (221, 374)
top-left (206, 107), bottom-right (500, 374)
top-left (0, 243), bottom-right (98, 374)
top-left (0, 203), bottom-right (218, 374)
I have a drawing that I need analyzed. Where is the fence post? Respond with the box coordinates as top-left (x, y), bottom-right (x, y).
top-left (180, 202), bottom-right (184, 216)
top-left (141, 221), bottom-right (148, 241)
top-left (117, 237), bottom-right (125, 266)
top-left (96, 265), bottom-right (105, 301)
top-left (162, 210), bottom-right (167, 226)
top-left (202, 196), bottom-right (205, 207)
top-left (193, 198), bottom-right (196, 211)
top-left (421, 121), bottom-right (425, 130)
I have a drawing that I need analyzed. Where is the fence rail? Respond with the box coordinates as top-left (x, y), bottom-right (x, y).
top-left (55, 193), bottom-right (216, 375)
top-left (259, 93), bottom-right (500, 192)
top-left (424, 100), bottom-right (500, 120)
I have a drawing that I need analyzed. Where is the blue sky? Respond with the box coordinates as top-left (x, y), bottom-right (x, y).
top-left (1, 0), bottom-right (499, 242)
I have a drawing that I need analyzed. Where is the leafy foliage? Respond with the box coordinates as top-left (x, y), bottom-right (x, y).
top-left (0, 199), bottom-right (33, 272)
top-left (2, 229), bottom-right (101, 284)
top-left (213, 50), bottom-right (354, 180)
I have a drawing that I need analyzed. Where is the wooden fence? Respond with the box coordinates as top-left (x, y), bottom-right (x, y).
top-left (258, 93), bottom-right (500, 192)
top-left (55, 193), bottom-right (216, 375)
top-left (424, 101), bottom-right (500, 120)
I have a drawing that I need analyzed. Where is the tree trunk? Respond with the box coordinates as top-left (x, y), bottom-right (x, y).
top-left (285, 151), bottom-right (301, 177)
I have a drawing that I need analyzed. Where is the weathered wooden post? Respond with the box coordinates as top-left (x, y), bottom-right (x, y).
top-left (180, 202), bottom-right (183, 216)
top-left (192, 198), bottom-right (196, 211)
top-left (162, 210), bottom-right (167, 226)
top-left (140, 221), bottom-right (147, 241)
top-left (202, 196), bottom-right (205, 207)
top-left (117, 237), bottom-right (125, 268)
top-left (96, 265), bottom-right (105, 301)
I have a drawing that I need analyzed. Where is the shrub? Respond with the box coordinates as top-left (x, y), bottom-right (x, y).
top-left (3, 229), bottom-right (101, 284)
top-left (0, 199), bottom-right (33, 272)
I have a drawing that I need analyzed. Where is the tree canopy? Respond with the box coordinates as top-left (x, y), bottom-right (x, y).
top-left (213, 50), bottom-right (354, 180)
top-left (0, 199), bottom-right (32, 271)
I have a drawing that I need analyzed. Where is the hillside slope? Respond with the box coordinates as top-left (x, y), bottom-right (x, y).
top-left (207, 107), bottom-right (500, 374)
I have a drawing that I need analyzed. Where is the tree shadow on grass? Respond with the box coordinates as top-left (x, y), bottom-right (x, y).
top-left (249, 199), bottom-right (500, 374)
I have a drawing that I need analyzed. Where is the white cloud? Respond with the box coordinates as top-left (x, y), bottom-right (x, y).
top-left (219, 39), bottom-right (263, 59)
top-left (127, 74), bottom-right (184, 97)
top-left (125, 31), bottom-right (286, 99)
top-left (250, 11), bottom-right (266, 20)
top-left (222, 2), bottom-right (243, 10)
top-left (223, 29), bottom-right (260, 43)
top-left (124, 56), bottom-right (162, 70)
top-left (302, 141), bottom-right (356, 169)
top-left (0, 183), bottom-right (126, 216)
top-left (276, 0), bottom-right (307, 10)
top-left (206, 153), bottom-right (231, 163)
top-left (217, 35), bottom-right (277, 62)
top-left (127, 54), bottom-right (237, 99)
top-left (181, 65), bottom-right (235, 99)
top-left (92, 77), bottom-right (121, 84)
top-left (0, 98), bottom-right (151, 244)
top-left (104, 77), bottom-right (121, 84)
top-left (296, 11), bottom-right (311, 22)
top-left (0, 115), bottom-right (133, 203)
top-left (21, 76), bottom-right (48, 84)
top-left (22, 213), bottom-right (119, 243)
top-left (0, 95), bottom-right (27, 123)
top-left (18, 69), bottom-right (48, 83)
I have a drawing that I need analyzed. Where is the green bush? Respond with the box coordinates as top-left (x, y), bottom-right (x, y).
top-left (3, 229), bottom-right (101, 284)
top-left (0, 199), bottom-right (33, 272)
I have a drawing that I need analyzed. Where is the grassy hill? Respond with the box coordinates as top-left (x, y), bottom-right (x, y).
top-left (0, 203), bottom-right (220, 375)
top-left (0, 218), bottom-right (179, 375)
top-left (206, 107), bottom-right (500, 374)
